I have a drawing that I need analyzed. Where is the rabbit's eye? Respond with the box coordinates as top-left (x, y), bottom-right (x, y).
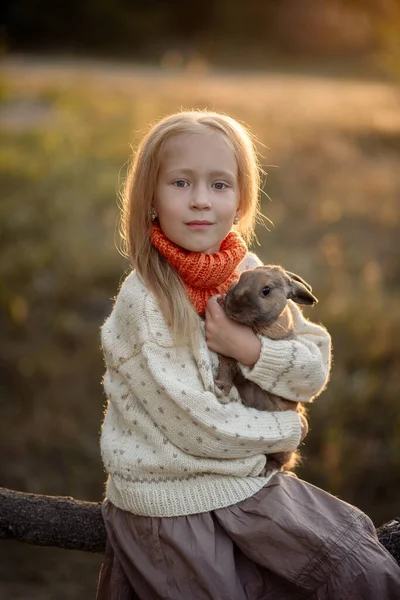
top-left (262, 286), bottom-right (271, 296)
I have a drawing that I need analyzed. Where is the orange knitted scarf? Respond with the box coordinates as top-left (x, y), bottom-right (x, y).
top-left (151, 224), bottom-right (247, 315)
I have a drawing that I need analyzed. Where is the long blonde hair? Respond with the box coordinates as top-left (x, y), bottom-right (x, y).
top-left (120, 110), bottom-right (263, 346)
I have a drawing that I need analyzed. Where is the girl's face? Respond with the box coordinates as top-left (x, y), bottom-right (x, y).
top-left (154, 130), bottom-right (239, 254)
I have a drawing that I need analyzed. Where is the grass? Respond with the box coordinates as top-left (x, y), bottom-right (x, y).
top-left (1, 55), bottom-right (400, 599)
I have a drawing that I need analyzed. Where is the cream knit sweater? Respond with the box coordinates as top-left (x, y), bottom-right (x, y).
top-left (100, 255), bottom-right (331, 517)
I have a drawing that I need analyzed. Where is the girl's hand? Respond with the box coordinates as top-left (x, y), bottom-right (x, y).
top-left (205, 295), bottom-right (261, 367)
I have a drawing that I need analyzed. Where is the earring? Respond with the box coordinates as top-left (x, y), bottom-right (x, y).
top-left (233, 213), bottom-right (240, 225)
top-left (151, 208), bottom-right (157, 221)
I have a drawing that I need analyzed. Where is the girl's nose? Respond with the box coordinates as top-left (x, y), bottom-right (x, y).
top-left (190, 187), bottom-right (212, 210)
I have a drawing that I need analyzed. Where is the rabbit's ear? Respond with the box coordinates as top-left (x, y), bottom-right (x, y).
top-left (287, 280), bottom-right (318, 305)
top-left (285, 270), bottom-right (313, 292)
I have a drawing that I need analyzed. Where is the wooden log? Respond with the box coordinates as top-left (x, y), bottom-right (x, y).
top-left (0, 487), bottom-right (106, 553)
top-left (1, 486), bottom-right (399, 564)
top-left (377, 518), bottom-right (400, 566)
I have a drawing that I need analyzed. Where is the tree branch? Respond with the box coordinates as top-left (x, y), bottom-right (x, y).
top-left (1, 486), bottom-right (399, 565)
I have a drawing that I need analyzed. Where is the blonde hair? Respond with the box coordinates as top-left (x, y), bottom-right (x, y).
top-left (120, 110), bottom-right (263, 346)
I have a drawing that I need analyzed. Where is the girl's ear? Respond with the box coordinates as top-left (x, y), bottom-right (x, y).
top-left (286, 274), bottom-right (318, 305)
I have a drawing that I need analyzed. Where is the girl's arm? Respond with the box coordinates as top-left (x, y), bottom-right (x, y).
top-left (128, 341), bottom-right (301, 459)
top-left (206, 297), bottom-right (331, 403)
top-left (101, 275), bottom-right (303, 461)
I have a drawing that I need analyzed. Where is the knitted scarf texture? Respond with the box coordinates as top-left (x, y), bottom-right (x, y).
top-left (150, 224), bottom-right (247, 315)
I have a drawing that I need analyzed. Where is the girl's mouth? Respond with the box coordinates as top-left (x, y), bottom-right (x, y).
top-left (186, 221), bottom-right (213, 229)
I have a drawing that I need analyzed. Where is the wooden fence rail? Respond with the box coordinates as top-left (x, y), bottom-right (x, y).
top-left (1, 487), bottom-right (400, 566)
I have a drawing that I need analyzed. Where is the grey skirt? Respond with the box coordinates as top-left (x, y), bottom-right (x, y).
top-left (96, 472), bottom-right (400, 600)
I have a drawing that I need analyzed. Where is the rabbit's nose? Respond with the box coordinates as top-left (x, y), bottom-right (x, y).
top-left (231, 290), bottom-right (256, 311)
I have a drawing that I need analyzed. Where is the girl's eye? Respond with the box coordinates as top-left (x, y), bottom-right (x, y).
top-left (261, 286), bottom-right (271, 296)
top-left (213, 182), bottom-right (227, 190)
top-left (173, 180), bottom-right (189, 188)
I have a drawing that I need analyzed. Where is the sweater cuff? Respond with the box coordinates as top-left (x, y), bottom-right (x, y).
top-left (239, 335), bottom-right (295, 391)
top-left (277, 410), bottom-right (303, 451)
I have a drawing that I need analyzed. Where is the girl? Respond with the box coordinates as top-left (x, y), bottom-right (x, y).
top-left (97, 111), bottom-right (400, 599)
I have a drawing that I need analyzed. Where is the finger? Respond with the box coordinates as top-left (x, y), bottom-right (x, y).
top-left (206, 295), bottom-right (219, 309)
top-left (206, 295), bottom-right (224, 319)
top-left (205, 306), bottom-right (212, 323)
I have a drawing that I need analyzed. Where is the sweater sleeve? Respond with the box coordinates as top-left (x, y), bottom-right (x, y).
top-left (101, 274), bottom-right (302, 461)
top-left (238, 301), bottom-right (331, 403)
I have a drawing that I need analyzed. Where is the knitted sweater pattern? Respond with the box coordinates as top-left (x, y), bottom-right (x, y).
top-left (100, 256), bottom-right (332, 517)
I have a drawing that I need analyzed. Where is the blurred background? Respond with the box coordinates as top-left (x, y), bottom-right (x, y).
top-left (1, 0), bottom-right (400, 598)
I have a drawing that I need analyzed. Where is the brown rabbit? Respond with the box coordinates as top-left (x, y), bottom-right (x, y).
top-left (215, 265), bottom-right (318, 474)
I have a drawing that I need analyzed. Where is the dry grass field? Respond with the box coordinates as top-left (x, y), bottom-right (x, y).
top-left (1, 55), bottom-right (400, 598)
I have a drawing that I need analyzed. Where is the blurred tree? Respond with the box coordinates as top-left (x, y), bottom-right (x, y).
top-left (3, 0), bottom-right (214, 55)
top-left (4, 0), bottom-right (140, 53)
top-left (336, 0), bottom-right (400, 79)
top-left (271, 0), bottom-right (373, 57)
top-left (373, 0), bottom-right (400, 79)
top-left (1, 0), bottom-right (387, 63)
